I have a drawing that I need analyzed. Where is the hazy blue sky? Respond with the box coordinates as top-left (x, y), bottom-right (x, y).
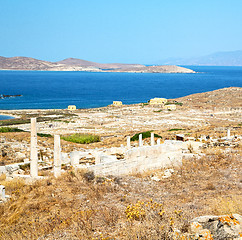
top-left (1, 0), bottom-right (242, 63)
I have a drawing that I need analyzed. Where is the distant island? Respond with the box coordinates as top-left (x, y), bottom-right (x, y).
top-left (0, 56), bottom-right (195, 73)
top-left (0, 94), bottom-right (22, 99)
top-left (158, 50), bottom-right (242, 66)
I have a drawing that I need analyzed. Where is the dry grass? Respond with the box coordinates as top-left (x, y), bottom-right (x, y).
top-left (0, 147), bottom-right (241, 239)
top-left (211, 195), bottom-right (242, 215)
top-left (0, 174), bottom-right (6, 181)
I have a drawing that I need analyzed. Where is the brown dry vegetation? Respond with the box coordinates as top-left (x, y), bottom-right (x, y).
top-left (176, 87), bottom-right (242, 109)
top-left (0, 146), bottom-right (241, 240)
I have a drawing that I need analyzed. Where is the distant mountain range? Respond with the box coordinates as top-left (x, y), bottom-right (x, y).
top-left (157, 50), bottom-right (242, 66)
top-left (0, 56), bottom-right (195, 73)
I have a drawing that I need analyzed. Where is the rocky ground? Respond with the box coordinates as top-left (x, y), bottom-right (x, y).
top-left (0, 87), bottom-right (241, 166)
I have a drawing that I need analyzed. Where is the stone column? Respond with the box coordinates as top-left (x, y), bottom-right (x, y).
top-left (127, 136), bottom-right (131, 149)
top-left (157, 138), bottom-right (161, 145)
top-left (151, 132), bottom-right (155, 146)
top-left (95, 152), bottom-right (101, 164)
top-left (0, 185), bottom-right (5, 200)
top-left (139, 134), bottom-right (143, 147)
top-left (227, 128), bottom-right (230, 139)
top-left (30, 118), bottom-right (38, 178)
top-left (54, 135), bottom-right (61, 178)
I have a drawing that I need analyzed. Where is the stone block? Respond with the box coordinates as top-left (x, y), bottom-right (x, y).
top-left (0, 166), bottom-right (6, 174)
top-left (100, 155), bottom-right (117, 163)
top-left (0, 185), bottom-right (5, 200)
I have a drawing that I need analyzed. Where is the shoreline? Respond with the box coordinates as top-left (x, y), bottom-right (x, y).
top-left (0, 69), bottom-right (197, 73)
top-left (0, 87), bottom-right (241, 113)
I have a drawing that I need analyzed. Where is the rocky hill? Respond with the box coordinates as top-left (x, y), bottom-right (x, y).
top-left (0, 56), bottom-right (195, 73)
top-left (176, 87), bottom-right (242, 109)
top-left (108, 65), bottom-right (195, 73)
top-left (57, 58), bottom-right (145, 70)
top-left (0, 56), bottom-right (99, 71)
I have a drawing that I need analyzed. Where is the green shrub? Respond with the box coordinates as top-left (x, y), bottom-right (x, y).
top-left (154, 110), bottom-right (162, 113)
top-left (168, 128), bottom-right (185, 132)
top-left (165, 102), bottom-right (183, 106)
top-left (0, 119), bottom-right (30, 126)
top-left (61, 133), bottom-right (100, 144)
top-left (19, 163), bottom-right (30, 171)
top-left (37, 133), bottom-right (52, 138)
top-left (0, 127), bottom-right (25, 133)
top-left (131, 131), bottom-right (162, 141)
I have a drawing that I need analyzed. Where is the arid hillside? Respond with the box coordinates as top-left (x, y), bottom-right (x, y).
top-left (0, 56), bottom-right (195, 73)
top-left (57, 58), bottom-right (145, 69)
top-left (176, 87), bottom-right (242, 109)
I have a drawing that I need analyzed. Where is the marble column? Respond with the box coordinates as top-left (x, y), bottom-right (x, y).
top-left (30, 118), bottom-right (38, 177)
top-left (127, 136), bottom-right (131, 149)
top-left (95, 152), bottom-right (101, 164)
top-left (227, 128), bottom-right (231, 139)
top-left (54, 135), bottom-right (61, 177)
top-left (157, 138), bottom-right (161, 145)
top-left (151, 132), bottom-right (155, 146)
top-left (139, 134), bottom-right (143, 147)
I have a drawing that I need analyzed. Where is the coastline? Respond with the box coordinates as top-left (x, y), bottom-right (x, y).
top-left (0, 87), bottom-right (241, 113)
top-left (0, 69), bottom-right (196, 73)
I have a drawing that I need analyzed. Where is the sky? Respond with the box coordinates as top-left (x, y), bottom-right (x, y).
top-left (1, 0), bottom-right (242, 64)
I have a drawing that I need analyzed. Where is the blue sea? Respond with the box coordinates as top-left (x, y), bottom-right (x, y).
top-left (0, 66), bottom-right (241, 110)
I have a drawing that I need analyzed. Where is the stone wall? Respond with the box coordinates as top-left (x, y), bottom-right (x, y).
top-left (86, 141), bottom-right (184, 176)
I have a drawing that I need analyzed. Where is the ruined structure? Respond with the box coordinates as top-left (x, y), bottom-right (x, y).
top-left (67, 105), bottom-right (76, 111)
top-left (149, 98), bottom-right (167, 105)
top-left (112, 101), bottom-right (123, 106)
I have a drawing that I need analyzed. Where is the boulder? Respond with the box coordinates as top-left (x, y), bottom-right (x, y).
top-left (162, 168), bottom-right (174, 178)
top-left (0, 166), bottom-right (6, 174)
top-left (5, 164), bottom-right (20, 174)
top-left (16, 152), bottom-right (26, 160)
top-left (191, 214), bottom-right (242, 239)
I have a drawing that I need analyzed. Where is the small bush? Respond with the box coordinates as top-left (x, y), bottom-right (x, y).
top-left (83, 171), bottom-right (95, 182)
top-left (154, 109), bottom-right (163, 113)
top-left (19, 163), bottom-right (30, 171)
top-left (165, 101), bottom-right (183, 106)
top-left (37, 133), bottom-right (52, 138)
top-left (0, 127), bottom-right (25, 133)
top-left (168, 128), bottom-right (185, 132)
top-left (131, 131), bottom-right (162, 141)
top-left (61, 133), bottom-right (100, 144)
